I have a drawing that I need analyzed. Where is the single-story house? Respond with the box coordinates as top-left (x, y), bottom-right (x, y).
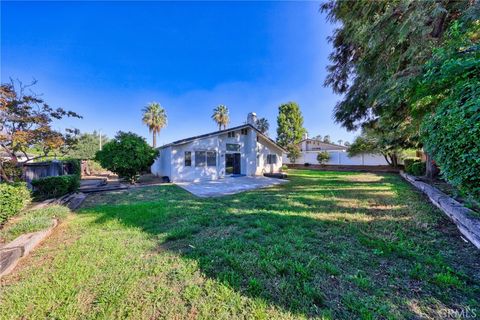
top-left (151, 113), bottom-right (286, 182)
top-left (283, 135), bottom-right (389, 166)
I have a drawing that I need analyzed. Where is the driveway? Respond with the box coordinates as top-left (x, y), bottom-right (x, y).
top-left (175, 176), bottom-right (288, 197)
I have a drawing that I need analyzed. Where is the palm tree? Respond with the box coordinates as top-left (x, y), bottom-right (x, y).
top-left (142, 102), bottom-right (167, 148)
top-left (211, 105), bottom-right (230, 130)
top-left (255, 117), bottom-right (269, 134)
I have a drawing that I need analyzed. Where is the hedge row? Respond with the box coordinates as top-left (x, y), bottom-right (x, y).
top-left (403, 157), bottom-right (426, 176)
top-left (0, 182), bottom-right (31, 224)
top-left (31, 174), bottom-right (80, 200)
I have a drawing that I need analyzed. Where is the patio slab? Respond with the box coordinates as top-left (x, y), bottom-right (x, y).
top-left (175, 176), bottom-right (288, 197)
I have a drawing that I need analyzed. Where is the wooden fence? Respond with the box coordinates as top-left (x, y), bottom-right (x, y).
top-left (23, 161), bottom-right (75, 186)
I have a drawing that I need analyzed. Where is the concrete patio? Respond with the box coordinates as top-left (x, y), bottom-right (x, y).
top-left (175, 176), bottom-right (288, 197)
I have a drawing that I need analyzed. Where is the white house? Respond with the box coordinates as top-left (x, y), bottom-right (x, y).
top-left (151, 113), bottom-right (285, 182)
top-left (283, 135), bottom-right (389, 166)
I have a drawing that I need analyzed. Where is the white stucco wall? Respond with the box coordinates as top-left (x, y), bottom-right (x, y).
top-left (151, 127), bottom-right (284, 182)
top-left (151, 146), bottom-right (172, 177)
top-left (283, 151), bottom-right (389, 166)
top-left (256, 136), bottom-right (283, 175)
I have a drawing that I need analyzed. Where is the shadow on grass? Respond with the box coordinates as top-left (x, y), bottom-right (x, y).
top-left (79, 171), bottom-right (480, 319)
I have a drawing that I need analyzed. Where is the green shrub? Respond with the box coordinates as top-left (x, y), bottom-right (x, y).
top-left (280, 164), bottom-right (288, 172)
top-left (403, 157), bottom-right (420, 174)
top-left (0, 182), bottom-right (31, 224)
top-left (418, 21), bottom-right (480, 199)
top-left (410, 162), bottom-right (426, 176)
top-left (95, 131), bottom-right (158, 183)
top-left (317, 151), bottom-right (330, 165)
top-left (65, 159), bottom-right (81, 177)
top-left (31, 174), bottom-right (80, 200)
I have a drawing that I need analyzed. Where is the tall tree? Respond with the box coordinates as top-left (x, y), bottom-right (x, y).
top-left (0, 80), bottom-right (81, 181)
top-left (255, 117), bottom-right (269, 134)
top-left (211, 105), bottom-right (230, 130)
top-left (65, 131), bottom-right (109, 160)
top-left (142, 102), bottom-right (167, 148)
top-left (276, 102), bottom-right (306, 148)
top-left (321, 0), bottom-right (476, 140)
top-left (323, 135), bottom-right (331, 143)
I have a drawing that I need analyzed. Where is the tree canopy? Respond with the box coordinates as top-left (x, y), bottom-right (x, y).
top-left (255, 117), bottom-right (269, 134)
top-left (0, 80), bottom-right (81, 181)
top-left (321, 0), bottom-right (477, 142)
top-left (276, 102), bottom-right (306, 148)
top-left (142, 102), bottom-right (167, 148)
top-left (65, 131), bottom-right (109, 160)
top-left (95, 131), bottom-right (158, 183)
top-left (212, 105), bottom-right (230, 130)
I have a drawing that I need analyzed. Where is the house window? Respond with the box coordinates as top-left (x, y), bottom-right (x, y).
top-left (267, 154), bottom-right (277, 164)
top-left (207, 151), bottom-right (216, 167)
top-left (226, 143), bottom-right (240, 152)
top-left (184, 151), bottom-right (192, 166)
top-left (241, 128), bottom-right (248, 135)
top-left (227, 131), bottom-right (235, 138)
top-left (195, 151), bottom-right (206, 167)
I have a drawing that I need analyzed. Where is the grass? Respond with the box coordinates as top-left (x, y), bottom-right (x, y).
top-left (0, 205), bottom-right (70, 244)
top-left (0, 170), bottom-right (479, 319)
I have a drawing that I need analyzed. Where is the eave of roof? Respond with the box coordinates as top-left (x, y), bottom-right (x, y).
top-left (158, 123), bottom-right (287, 153)
top-left (300, 139), bottom-right (347, 150)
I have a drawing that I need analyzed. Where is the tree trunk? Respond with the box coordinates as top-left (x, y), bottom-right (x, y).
top-left (153, 131), bottom-right (156, 148)
top-left (425, 152), bottom-right (440, 179)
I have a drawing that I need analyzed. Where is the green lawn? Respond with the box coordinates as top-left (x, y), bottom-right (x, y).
top-left (1, 170), bottom-right (479, 319)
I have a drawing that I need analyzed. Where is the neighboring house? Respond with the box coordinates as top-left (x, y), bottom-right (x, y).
top-left (283, 135), bottom-right (389, 166)
top-left (151, 113), bottom-right (285, 182)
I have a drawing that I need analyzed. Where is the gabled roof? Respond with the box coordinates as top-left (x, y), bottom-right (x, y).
top-left (159, 123), bottom-right (287, 153)
top-left (300, 139), bottom-right (348, 150)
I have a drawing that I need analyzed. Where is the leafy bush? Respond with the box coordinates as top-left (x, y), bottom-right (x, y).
top-left (410, 162), bottom-right (426, 176)
top-left (95, 131), bottom-right (159, 183)
top-left (280, 165), bottom-right (288, 172)
top-left (31, 175), bottom-right (80, 200)
top-left (418, 21), bottom-right (480, 199)
top-left (317, 151), bottom-right (330, 165)
top-left (0, 182), bottom-right (31, 224)
top-left (286, 144), bottom-right (301, 164)
top-left (403, 158), bottom-right (420, 174)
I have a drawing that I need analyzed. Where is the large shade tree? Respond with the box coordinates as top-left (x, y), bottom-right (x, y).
top-left (0, 80), bottom-right (81, 181)
top-left (321, 0), bottom-right (478, 177)
top-left (321, 0), bottom-right (476, 139)
top-left (142, 102), bottom-right (167, 148)
top-left (211, 105), bottom-right (230, 130)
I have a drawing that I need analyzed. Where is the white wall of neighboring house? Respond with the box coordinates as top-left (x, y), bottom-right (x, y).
top-left (283, 151), bottom-right (389, 166)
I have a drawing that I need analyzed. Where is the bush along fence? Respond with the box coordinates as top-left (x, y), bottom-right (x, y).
top-left (23, 159), bottom-right (81, 186)
top-left (28, 159), bottom-right (81, 200)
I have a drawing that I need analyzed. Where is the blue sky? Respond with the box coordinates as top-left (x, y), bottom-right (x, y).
top-left (1, 1), bottom-right (356, 146)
